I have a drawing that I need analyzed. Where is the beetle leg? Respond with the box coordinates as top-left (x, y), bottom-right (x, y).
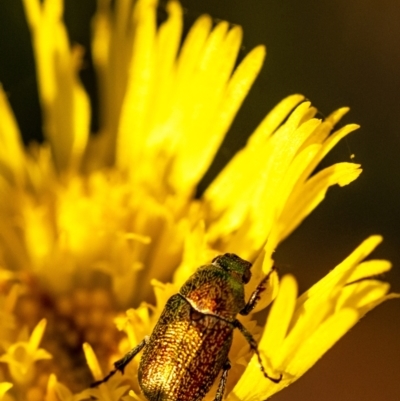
top-left (234, 320), bottom-right (282, 383)
top-left (240, 266), bottom-right (277, 315)
top-left (114, 336), bottom-right (149, 372)
top-left (214, 359), bottom-right (231, 401)
top-left (91, 336), bottom-right (149, 387)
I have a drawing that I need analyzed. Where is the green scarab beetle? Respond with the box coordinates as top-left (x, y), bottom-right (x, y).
top-left (93, 253), bottom-right (281, 401)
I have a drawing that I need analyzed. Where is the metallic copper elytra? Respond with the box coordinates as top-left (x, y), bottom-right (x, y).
top-left (92, 253), bottom-right (281, 401)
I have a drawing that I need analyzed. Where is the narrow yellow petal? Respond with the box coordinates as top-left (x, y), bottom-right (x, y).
top-left (44, 373), bottom-right (58, 401)
top-left (204, 143), bottom-right (270, 240)
top-left (278, 162), bottom-right (362, 241)
top-left (347, 259), bottom-right (392, 282)
top-left (91, 0), bottom-right (110, 71)
top-left (169, 27), bottom-right (261, 193)
top-left (218, 25), bottom-right (244, 81)
top-left (71, 77), bottom-right (91, 168)
top-left (43, 0), bottom-right (63, 21)
top-left (45, 374), bottom-right (65, 401)
top-left (90, 0), bottom-right (131, 166)
top-left (232, 136), bottom-right (344, 258)
top-left (276, 300), bottom-right (333, 368)
top-left (274, 101), bottom-right (313, 135)
top-left (0, 87), bottom-right (25, 184)
top-left (277, 144), bottom-right (321, 212)
top-left (326, 106), bottom-right (350, 125)
top-left (337, 280), bottom-right (390, 311)
top-left (173, 220), bottom-right (211, 286)
top-left (207, 116), bottom-right (322, 249)
top-left (204, 95), bottom-right (306, 226)
top-left (22, 0), bottom-right (90, 171)
top-left (249, 94), bottom-right (305, 146)
top-left (21, 0), bottom-right (41, 28)
top-left (117, 0), bottom-right (157, 169)
top-left (83, 342), bottom-right (103, 381)
top-left (232, 276), bottom-right (297, 400)
top-left (199, 21), bottom-right (230, 71)
top-left (356, 292), bottom-right (400, 317)
top-left (318, 124), bottom-right (360, 165)
top-left (34, 349), bottom-right (52, 360)
top-left (204, 43), bottom-right (265, 149)
top-left (119, 12), bottom-right (211, 178)
top-left (146, 0), bottom-right (183, 143)
top-left (28, 319), bottom-right (47, 353)
top-left (260, 275), bottom-right (298, 360)
top-left (286, 308), bottom-right (359, 377)
top-left (176, 15), bottom-right (213, 86)
top-left (4, 284), bottom-right (20, 313)
top-left (296, 123), bottom-right (360, 187)
top-left (295, 236), bottom-right (383, 310)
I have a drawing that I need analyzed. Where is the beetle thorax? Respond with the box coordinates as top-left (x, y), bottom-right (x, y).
top-left (179, 265), bottom-right (246, 321)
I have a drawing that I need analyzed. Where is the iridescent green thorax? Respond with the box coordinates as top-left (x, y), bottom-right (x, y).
top-left (179, 254), bottom-right (252, 321)
top-left (212, 253), bottom-right (252, 284)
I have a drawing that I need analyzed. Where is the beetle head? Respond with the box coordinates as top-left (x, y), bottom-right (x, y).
top-left (212, 253), bottom-right (252, 284)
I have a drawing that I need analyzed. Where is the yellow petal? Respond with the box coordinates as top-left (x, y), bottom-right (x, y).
top-left (276, 299), bottom-right (333, 368)
top-left (28, 319), bottom-right (47, 353)
top-left (260, 275), bottom-right (298, 361)
top-left (117, 0), bottom-right (157, 168)
top-left (232, 276), bottom-right (296, 400)
top-left (286, 308), bottom-right (359, 377)
top-left (0, 382), bottom-right (12, 399)
top-left (249, 94), bottom-right (305, 146)
top-left (83, 342), bottom-right (103, 381)
top-left (337, 280), bottom-right (390, 311)
top-left (169, 35), bottom-right (265, 193)
top-left (347, 259), bottom-right (392, 282)
top-left (293, 236), bottom-right (383, 317)
top-left (277, 162), bottom-right (362, 242)
top-left (326, 106), bottom-right (350, 125)
top-left (356, 292), bottom-right (400, 317)
top-left (45, 374), bottom-right (58, 401)
top-left (297, 123), bottom-right (360, 184)
top-left (22, 0), bottom-right (90, 171)
top-left (205, 94), bottom-right (305, 220)
top-left (0, 87), bottom-right (25, 185)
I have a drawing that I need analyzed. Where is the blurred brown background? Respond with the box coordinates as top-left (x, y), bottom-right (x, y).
top-left (0, 0), bottom-right (399, 400)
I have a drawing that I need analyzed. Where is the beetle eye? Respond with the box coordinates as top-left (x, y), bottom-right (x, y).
top-left (212, 256), bottom-right (219, 263)
top-left (242, 269), bottom-right (251, 284)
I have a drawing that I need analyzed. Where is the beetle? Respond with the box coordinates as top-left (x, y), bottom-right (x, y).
top-left (92, 253), bottom-right (282, 401)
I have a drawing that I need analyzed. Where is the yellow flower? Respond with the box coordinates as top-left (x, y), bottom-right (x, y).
top-left (0, 319), bottom-right (51, 386)
top-left (0, 0), bottom-right (397, 400)
top-left (45, 374), bottom-right (94, 401)
top-left (234, 235), bottom-right (397, 399)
